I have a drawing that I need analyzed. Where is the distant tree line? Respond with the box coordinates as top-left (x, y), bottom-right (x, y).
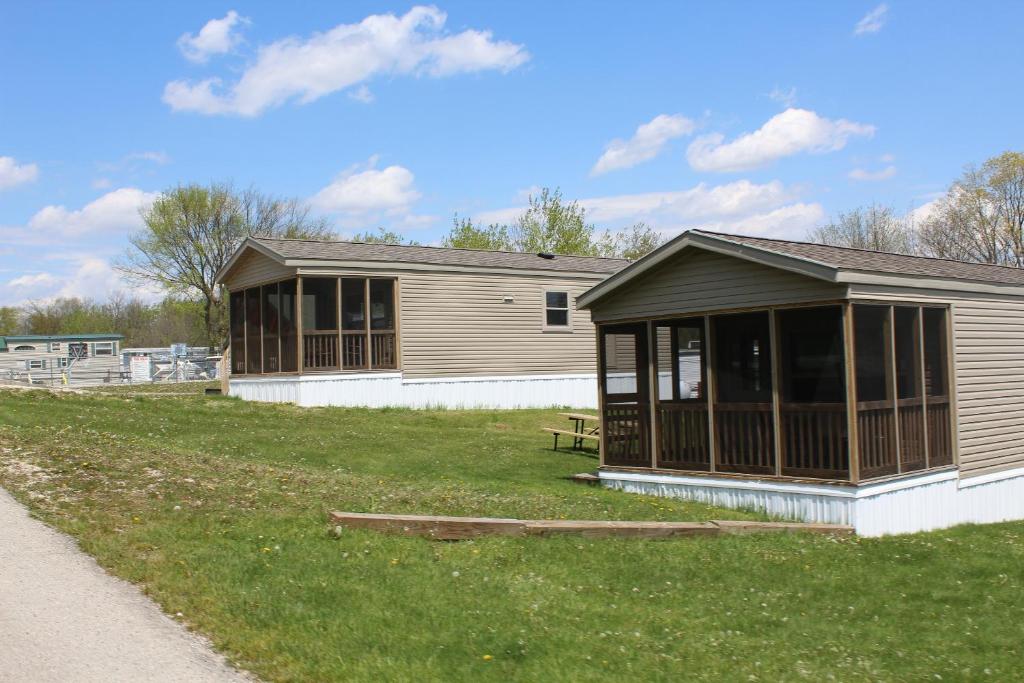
top-left (0, 295), bottom-right (209, 348)
top-left (809, 151), bottom-right (1024, 265)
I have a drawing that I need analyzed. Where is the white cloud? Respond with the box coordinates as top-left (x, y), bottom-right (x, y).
top-left (177, 10), bottom-right (248, 63)
top-left (3, 256), bottom-right (162, 305)
top-left (849, 165), bottom-right (897, 181)
top-left (767, 86), bottom-right (797, 108)
top-left (125, 151), bottom-right (170, 165)
top-left (92, 178), bottom-right (113, 190)
top-left (591, 114), bottom-right (696, 175)
top-left (348, 84), bottom-right (375, 104)
top-left (854, 4), bottom-right (888, 35)
top-left (311, 157), bottom-right (421, 216)
top-left (686, 108), bottom-right (875, 172)
top-left (0, 156), bottom-right (39, 190)
top-left (27, 187), bottom-right (158, 237)
top-left (164, 6), bottom-right (529, 117)
top-left (474, 179), bottom-right (823, 240)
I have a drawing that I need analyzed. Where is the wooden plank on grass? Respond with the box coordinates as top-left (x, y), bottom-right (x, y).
top-left (329, 511), bottom-right (527, 540)
top-left (525, 520), bottom-right (719, 538)
top-left (712, 520), bottom-right (854, 536)
top-left (329, 511), bottom-right (854, 540)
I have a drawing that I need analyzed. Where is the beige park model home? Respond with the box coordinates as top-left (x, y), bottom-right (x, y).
top-left (217, 237), bottom-right (628, 408)
top-left (578, 229), bottom-right (1024, 536)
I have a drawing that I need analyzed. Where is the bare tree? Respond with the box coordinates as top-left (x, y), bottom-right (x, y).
top-left (119, 183), bottom-right (335, 347)
top-left (918, 152), bottom-right (1024, 265)
top-left (807, 204), bottom-right (916, 254)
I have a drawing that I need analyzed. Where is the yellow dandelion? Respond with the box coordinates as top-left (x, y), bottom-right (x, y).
top-left (482, 654), bottom-right (493, 661)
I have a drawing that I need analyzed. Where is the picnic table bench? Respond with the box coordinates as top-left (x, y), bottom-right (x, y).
top-left (543, 412), bottom-right (600, 451)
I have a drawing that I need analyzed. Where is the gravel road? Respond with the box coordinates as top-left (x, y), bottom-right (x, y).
top-left (0, 487), bottom-right (253, 683)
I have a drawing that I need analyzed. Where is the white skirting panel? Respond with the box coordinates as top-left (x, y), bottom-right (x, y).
top-left (229, 372), bottom-right (598, 409)
top-left (599, 467), bottom-right (1024, 537)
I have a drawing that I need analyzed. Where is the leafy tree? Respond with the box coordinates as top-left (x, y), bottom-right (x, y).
top-left (441, 215), bottom-right (512, 251)
top-left (918, 151), bottom-right (1024, 265)
top-left (349, 227), bottom-right (419, 245)
top-left (440, 188), bottom-right (662, 260)
top-left (807, 204), bottom-right (916, 254)
top-left (119, 183), bottom-right (334, 348)
top-left (0, 306), bottom-right (22, 335)
top-left (511, 188), bottom-right (597, 255)
top-left (597, 222), bottom-right (666, 260)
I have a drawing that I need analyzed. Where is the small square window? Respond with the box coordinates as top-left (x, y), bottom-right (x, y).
top-left (543, 290), bottom-right (571, 330)
top-left (57, 357), bottom-right (70, 368)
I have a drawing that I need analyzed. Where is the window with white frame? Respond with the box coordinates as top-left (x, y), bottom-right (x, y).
top-left (57, 357), bottom-right (70, 368)
top-left (94, 342), bottom-right (114, 356)
top-left (50, 342), bottom-right (62, 353)
top-left (543, 290), bottom-right (571, 329)
top-left (14, 345), bottom-right (36, 352)
top-left (26, 359), bottom-right (47, 370)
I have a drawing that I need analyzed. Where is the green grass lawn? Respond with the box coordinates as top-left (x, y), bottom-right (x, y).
top-left (1, 390), bottom-right (1022, 681)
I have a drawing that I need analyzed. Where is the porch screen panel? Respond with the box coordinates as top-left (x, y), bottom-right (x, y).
top-left (301, 277), bottom-right (339, 371)
top-left (278, 279), bottom-right (298, 373)
top-left (654, 319), bottom-right (709, 470)
top-left (369, 279), bottom-right (397, 369)
top-left (894, 306), bottom-right (926, 471)
top-left (712, 312), bottom-right (775, 474)
top-left (854, 305), bottom-right (898, 478)
top-left (244, 287), bottom-right (262, 374)
top-left (601, 326), bottom-right (650, 467)
top-left (261, 283), bottom-right (280, 372)
top-left (777, 306), bottom-right (849, 478)
top-left (923, 308), bottom-right (953, 466)
top-left (341, 278), bottom-right (367, 369)
top-left (229, 291), bottom-right (245, 374)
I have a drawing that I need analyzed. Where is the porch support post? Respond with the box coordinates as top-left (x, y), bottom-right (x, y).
top-left (704, 315), bottom-right (717, 473)
top-left (918, 306), bottom-right (930, 469)
top-left (843, 303), bottom-right (860, 483)
top-left (946, 304), bottom-right (961, 466)
top-left (768, 309), bottom-right (783, 477)
top-left (365, 278), bottom-right (371, 370)
top-left (596, 324), bottom-right (607, 468)
top-left (888, 306), bottom-right (902, 474)
top-left (646, 320), bottom-right (659, 469)
top-left (342, 278), bottom-right (350, 374)
top-left (296, 276), bottom-right (304, 374)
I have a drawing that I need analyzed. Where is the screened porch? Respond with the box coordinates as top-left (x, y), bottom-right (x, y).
top-left (228, 276), bottom-right (398, 375)
top-left (598, 303), bottom-right (955, 483)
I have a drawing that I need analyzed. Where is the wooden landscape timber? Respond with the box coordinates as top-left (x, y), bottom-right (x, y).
top-left (328, 511), bottom-right (854, 541)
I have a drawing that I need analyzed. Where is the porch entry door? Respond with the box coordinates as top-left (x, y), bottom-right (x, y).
top-left (600, 324), bottom-right (652, 467)
top-left (711, 312), bottom-right (776, 475)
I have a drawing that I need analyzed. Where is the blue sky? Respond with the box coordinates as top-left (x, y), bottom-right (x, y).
top-left (2, 1), bottom-right (1022, 304)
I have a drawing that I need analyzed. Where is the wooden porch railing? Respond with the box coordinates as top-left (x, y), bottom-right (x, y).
top-left (303, 332), bottom-right (339, 371)
top-left (341, 332), bottom-right (366, 369)
top-left (898, 398), bottom-right (927, 472)
top-left (926, 397), bottom-right (953, 466)
top-left (371, 332), bottom-right (397, 369)
top-left (780, 403), bottom-right (848, 478)
top-left (657, 401), bottom-right (710, 470)
top-left (714, 403), bottom-right (775, 474)
top-left (857, 400), bottom-right (898, 479)
top-left (602, 403), bottom-right (650, 467)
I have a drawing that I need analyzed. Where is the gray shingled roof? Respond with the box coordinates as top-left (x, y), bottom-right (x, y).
top-left (697, 230), bottom-right (1024, 286)
top-left (252, 237), bottom-right (629, 274)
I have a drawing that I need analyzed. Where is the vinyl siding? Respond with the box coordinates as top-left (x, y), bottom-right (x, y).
top-left (849, 283), bottom-right (1024, 479)
top-left (398, 271), bottom-right (604, 378)
top-left (588, 248), bottom-right (846, 323)
top-left (222, 249), bottom-right (294, 290)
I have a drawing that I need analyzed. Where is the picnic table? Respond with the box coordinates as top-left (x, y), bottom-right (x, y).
top-left (542, 412), bottom-right (600, 451)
